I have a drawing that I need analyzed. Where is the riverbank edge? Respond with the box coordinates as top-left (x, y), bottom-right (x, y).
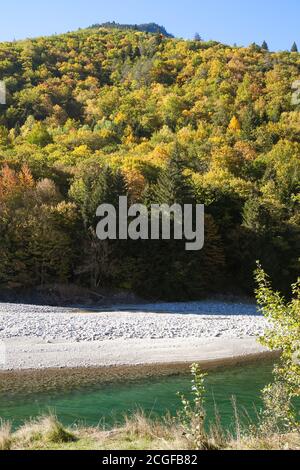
top-left (0, 350), bottom-right (279, 396)
top-left (1, 334), bottom-right (270, 372)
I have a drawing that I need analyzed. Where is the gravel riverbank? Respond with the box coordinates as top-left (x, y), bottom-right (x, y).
top-left (0, 301), bottom-right (270, 370)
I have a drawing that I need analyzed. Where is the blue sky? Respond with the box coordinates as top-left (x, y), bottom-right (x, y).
top-left (0, 0), bottom-right (299, 51)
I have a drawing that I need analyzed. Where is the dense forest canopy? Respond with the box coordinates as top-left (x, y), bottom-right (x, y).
top-left (0, 27), bottom-right (299, 299)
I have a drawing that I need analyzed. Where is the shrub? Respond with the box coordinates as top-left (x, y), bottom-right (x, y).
top-left (255, 263), bottom-right (300, 432)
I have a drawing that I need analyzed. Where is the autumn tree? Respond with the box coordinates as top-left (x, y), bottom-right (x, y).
top-left (26, 122), bottom-right (53, 147)
top-left (228, 115), bottom-right (241, 133)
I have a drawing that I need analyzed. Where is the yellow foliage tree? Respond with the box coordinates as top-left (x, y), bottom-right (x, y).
top-left (228, 115), bottom-right (241, 132)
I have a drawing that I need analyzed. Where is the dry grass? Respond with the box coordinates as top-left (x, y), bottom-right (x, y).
top-left (14, 415), bottom-right (76, 449)
top-left (122, 412), bottom-right (190, 450)
top-left (1, 412), bottom-right (300, 450)
top-left (229, 432), bottom-right (300, 450)
top-left (0, 421), bottom-right (12, 450)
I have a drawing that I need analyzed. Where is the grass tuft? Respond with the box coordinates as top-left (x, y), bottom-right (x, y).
top-left (15, 415), bottom-right (76, 447)
top-left (42, 415), bottom-right (76, 443)
top-left (0, 420), bottom-right (12, 450)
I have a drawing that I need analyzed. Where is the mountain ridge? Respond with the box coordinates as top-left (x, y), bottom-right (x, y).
top-left (88, 21), bottom-right (174, 38)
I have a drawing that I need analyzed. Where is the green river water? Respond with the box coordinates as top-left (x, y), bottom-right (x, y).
top-left (3, 360), bottom-right (298, 432)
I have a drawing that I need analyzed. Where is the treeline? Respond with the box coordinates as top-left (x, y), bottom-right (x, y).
top-left (88, 22), bottom-right (174, 38)
top-left (0, 28), bottom-right (299, 299)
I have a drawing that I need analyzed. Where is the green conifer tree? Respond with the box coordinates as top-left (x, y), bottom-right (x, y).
top-left (291, 42), bottom-right (298, 52)
top-left (154, 144), bottom-right (194, 205)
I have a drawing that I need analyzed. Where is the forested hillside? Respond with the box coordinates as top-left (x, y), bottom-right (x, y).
top-left (0, 28), bottom-right (299, 299)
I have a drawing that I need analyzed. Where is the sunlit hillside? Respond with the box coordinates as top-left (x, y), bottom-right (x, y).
top-left (0, 27), bottom-right (299, 299)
